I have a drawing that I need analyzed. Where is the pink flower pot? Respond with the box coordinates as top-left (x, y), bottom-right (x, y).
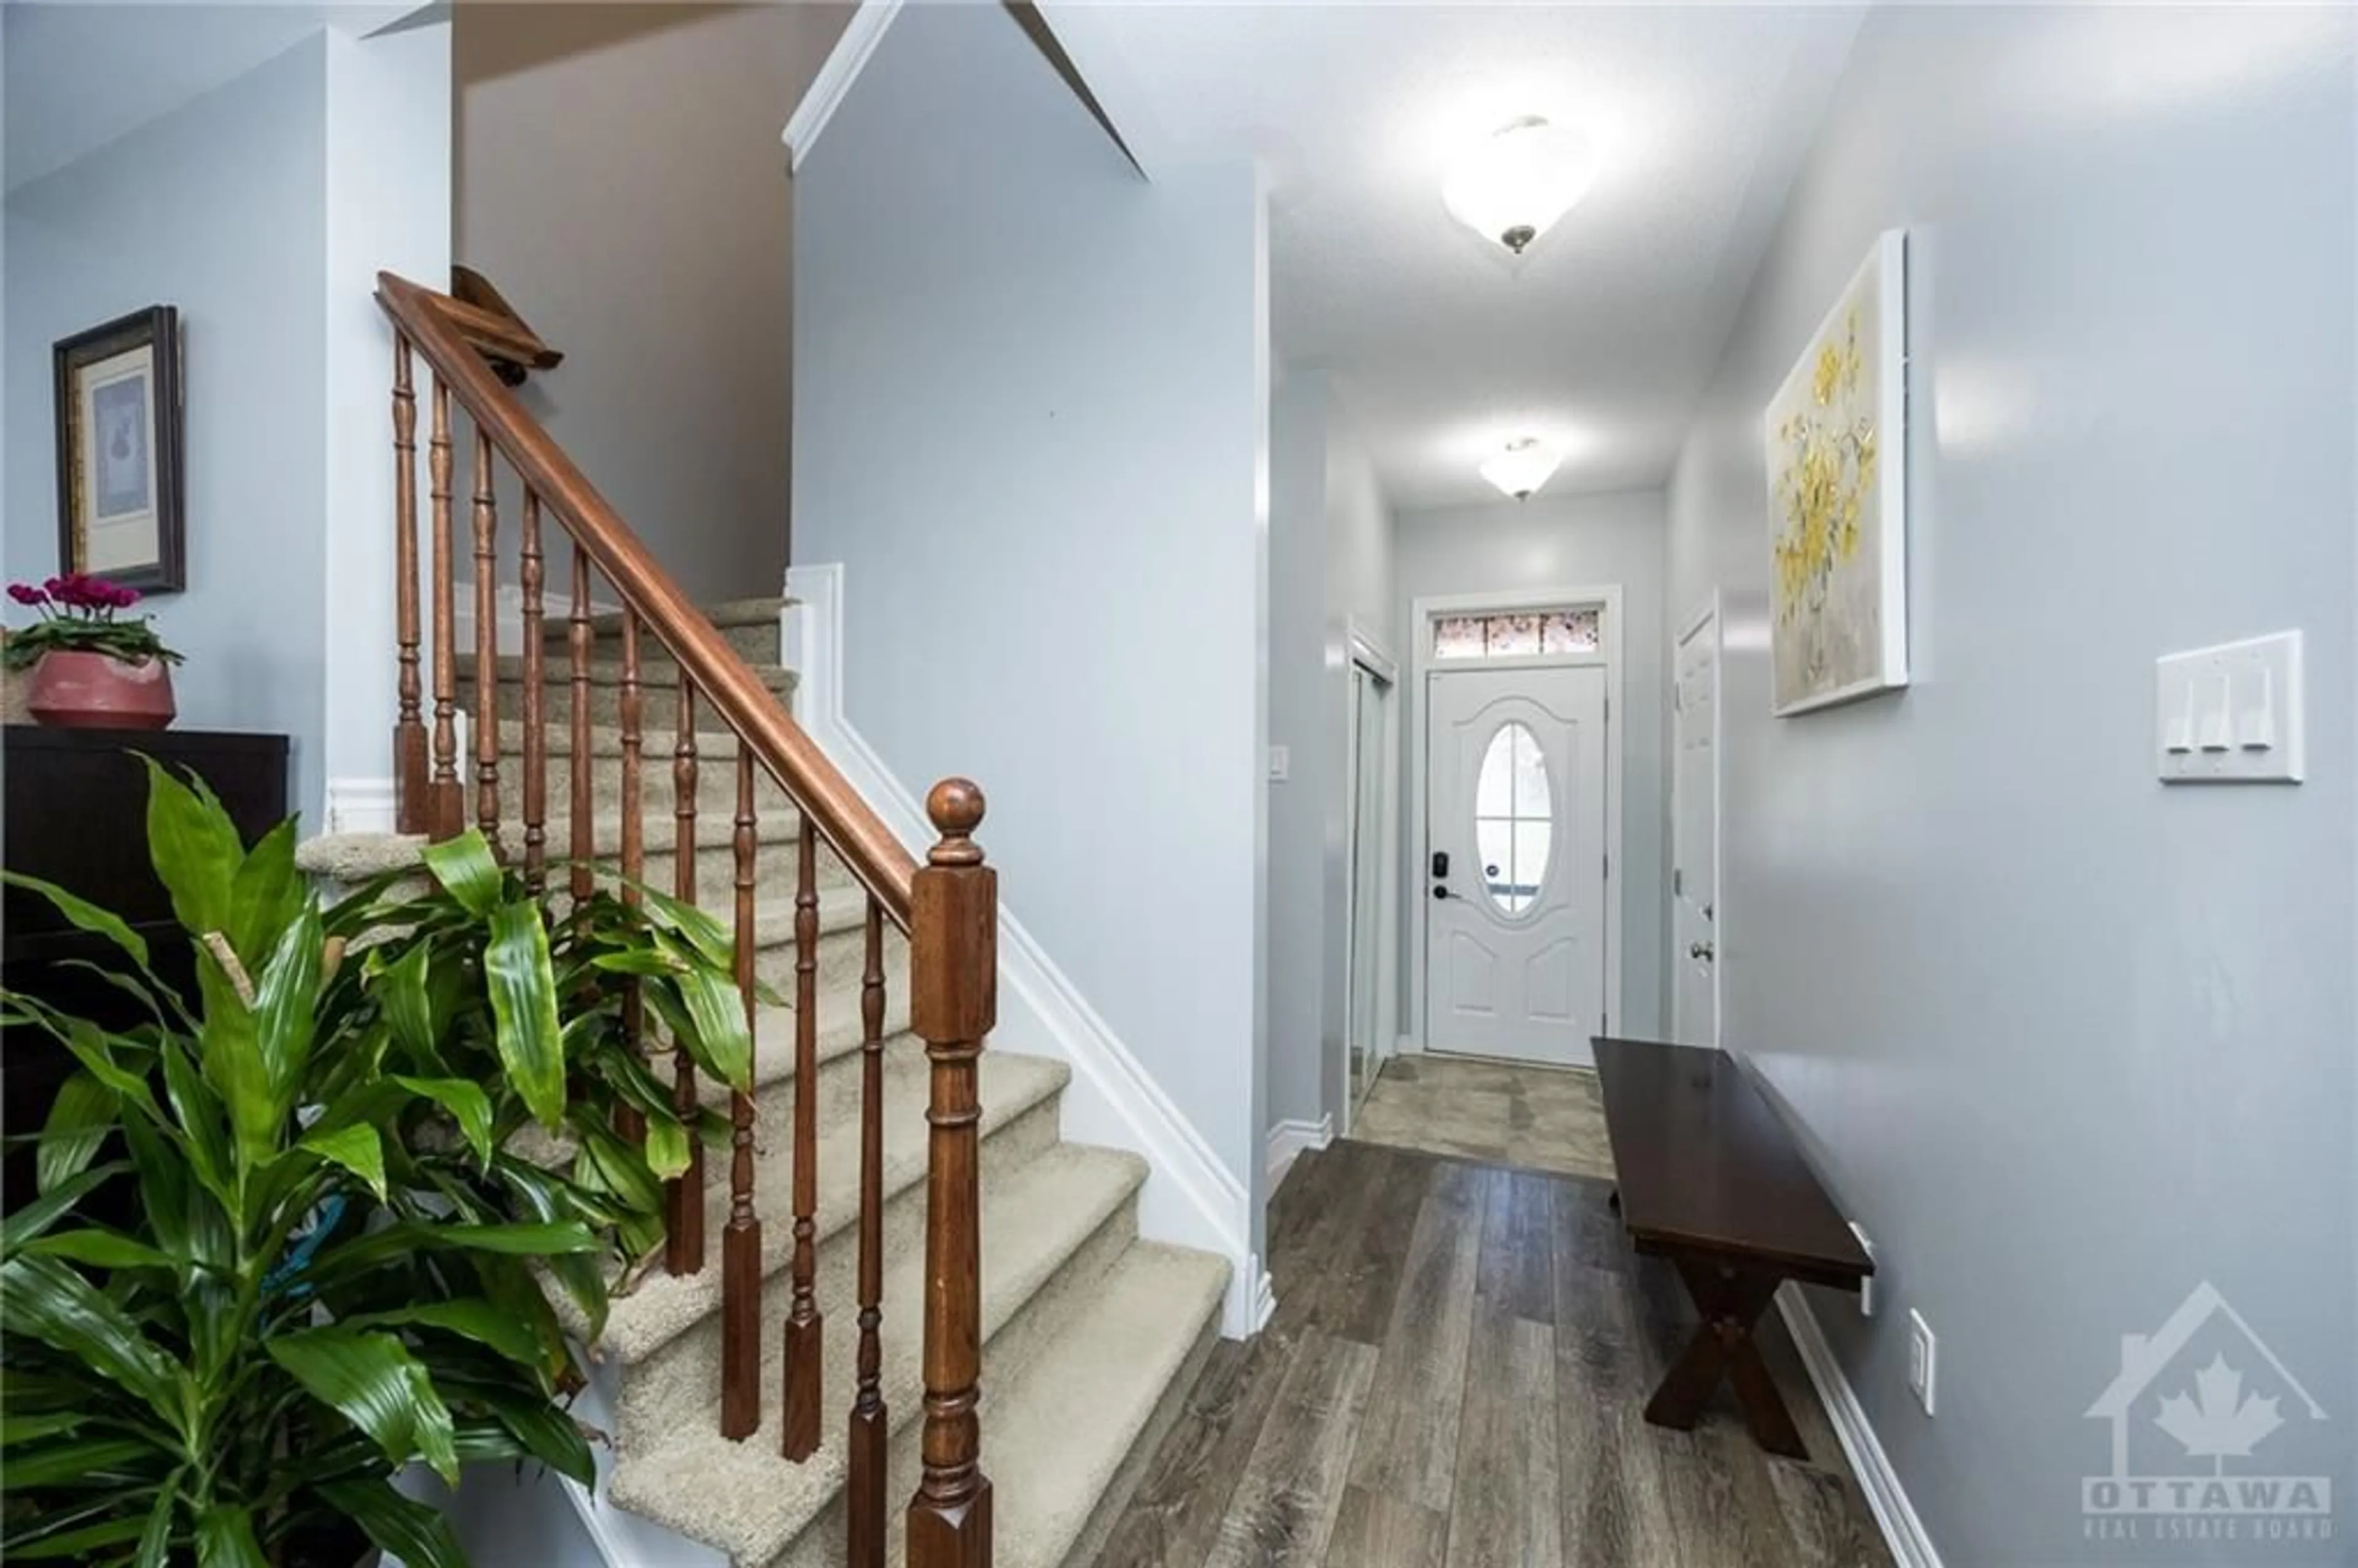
top-left (26, 650), bottom-right (177, 731)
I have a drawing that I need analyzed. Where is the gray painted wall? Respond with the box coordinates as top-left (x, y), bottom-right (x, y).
top-left (1267, 370), bottom-right (1329, 1137)
top-left (5, 36), bottom-right (329, 818)
top-left (1664, 7), bottom-right (2356, 1562)
top-left (1395, 490), bottom-right (1670, 1042)
top-left (1269, 368), bottom-right (1400, 1142)
top-left (457, 4), bottom-right (851, 602)
top-left (793, 4), bottom-right (1268, 1197)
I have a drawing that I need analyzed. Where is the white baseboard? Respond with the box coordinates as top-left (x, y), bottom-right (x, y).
top-left (1264, 1114), bottom-right (1333, 1187)
top-left (784, 563), bottom-right (1261, 1338)
top-left (453, 581), bottom-right (625, 658)
top-left (325, 776), bottom-right (397, 834)
top-left (1777, 1286), bottom-right (1945, 1568)
top-left (1247, 1256), bottom-right (1276, 1333)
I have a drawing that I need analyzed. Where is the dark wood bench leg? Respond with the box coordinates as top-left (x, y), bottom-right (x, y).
top-left (1642, 1258), bottom-right (1805, 1459)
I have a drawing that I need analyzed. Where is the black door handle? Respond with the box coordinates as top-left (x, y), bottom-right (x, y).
top-left (1430, 850), bottom-right (1450, 879)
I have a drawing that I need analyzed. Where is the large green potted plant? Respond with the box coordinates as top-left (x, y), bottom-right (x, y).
top-left (0, 761), bottom-right (753, 1566)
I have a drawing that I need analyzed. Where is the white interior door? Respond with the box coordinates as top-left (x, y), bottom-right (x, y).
top-left (1673, 606), bottom-right (1720, 1046)
top-left (1424, 665), bottom-right (1608, 1067)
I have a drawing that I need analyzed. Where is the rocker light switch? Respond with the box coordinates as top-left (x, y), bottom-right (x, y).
top-left (2158, 631), bottom-right (2303, 784)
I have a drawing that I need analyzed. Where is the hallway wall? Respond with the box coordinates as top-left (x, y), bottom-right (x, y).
top-left (1393, 490), bottom-right (1671, 1044)
top-left (1269, 369), bottom-right (1399, 1145)
top-left (6, 34), bottom-right (329, 816)
top-left (1664, 7), bottom-right (2355, 1561)
top-left (793, 2), bottom-right (1268, 1239)
top-left (457, 4), bottom-right (851, 601)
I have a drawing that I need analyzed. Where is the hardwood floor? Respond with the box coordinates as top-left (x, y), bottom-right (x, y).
top-left (1091, 1139), bottom-right (1894, 1568)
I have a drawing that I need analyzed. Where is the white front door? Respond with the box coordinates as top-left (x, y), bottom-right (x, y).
top-left (1673, 606), bottom-right (1720, 1046)
top-left (1424, 665), bottom-right (1608, 1067)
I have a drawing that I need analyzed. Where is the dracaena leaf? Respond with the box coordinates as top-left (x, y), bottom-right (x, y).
top-left (640, 1109), bottom-right (691, 1182)
top-left (295, 1122), bottom-right (387, 1201)
top-left (193, 955), bottom-right (273, 1176)
top-left (0, 1255), bottom-right (189, 1442)
top-left (483, 899), bottom-right (566, 1128)
top-left (2, 1434), bottom-right (161, 1489)
top-left (263, 1326), bottom-right (459, 1485)
top-left (0, 869), bottom-right (150, 968)
top-left (391, 1075), bottom-right (494, 1168)
top-left (250, 902), bottom-right (325, 1120)
top-left (35, 1071), bottom-right (117, 1195)
top-left (141, 758), bottom-right (243, 944)
top-left (316, 1478), bottom-right (465, 1568)
top-left (193, 1505), bottom-right (265, 1568)
top-left (418, 829), bottom-right (505, 917)
top-left (132, 1481), bottom-right (179, 1568)
top-left (23, 1228), bottom-right (176, 1271)
top-left (224, 817), bottom-right (304, 972)
top-left (1, 1163), bottom-right (131, 1258)
top-left (337, 1298), bottom-right (546, 1368)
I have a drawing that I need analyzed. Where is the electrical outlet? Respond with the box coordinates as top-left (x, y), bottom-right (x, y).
top-left (1850, 1222), bottom-right (1876, 1317)
top-left (1907, 1309), bottom-right (1937, 1416)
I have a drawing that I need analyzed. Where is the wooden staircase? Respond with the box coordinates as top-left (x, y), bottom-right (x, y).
top-left (373, 277), bottom-right (1229, 1567)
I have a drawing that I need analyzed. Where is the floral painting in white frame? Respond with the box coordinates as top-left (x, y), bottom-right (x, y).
top-left (1764, 228), bottom-right (1908, 716)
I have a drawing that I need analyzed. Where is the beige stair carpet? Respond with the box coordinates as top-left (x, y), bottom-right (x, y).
top-left (302, 596), bottom-right (1231, 1568)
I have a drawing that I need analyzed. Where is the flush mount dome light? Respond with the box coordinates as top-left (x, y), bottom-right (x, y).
top-left (1479, 437), bottom-right (1562, 500)
top-left (1444, 116), bottom-right (1600, 256)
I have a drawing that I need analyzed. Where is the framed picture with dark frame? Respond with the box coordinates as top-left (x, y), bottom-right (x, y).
top-left (53, 305), bottom-right (185, 592)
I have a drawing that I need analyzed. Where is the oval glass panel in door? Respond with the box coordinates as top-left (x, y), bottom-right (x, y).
top-left (1476, 722), bottom-right (1552, 914)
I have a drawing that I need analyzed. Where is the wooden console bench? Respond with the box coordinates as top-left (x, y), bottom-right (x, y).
top-left (1590, 1036), bottom-right (1873, 1457)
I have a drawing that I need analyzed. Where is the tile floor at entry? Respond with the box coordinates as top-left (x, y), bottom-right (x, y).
top-left (1093, 1138), bottom-right (1892, 1568)
top-left (1348, 1053), bottom-right (1617, 1181)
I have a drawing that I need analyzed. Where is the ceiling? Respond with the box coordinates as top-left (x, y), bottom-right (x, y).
top-left (1040, 2), bottom-right (1866, 510)
top-left (4, 2), bottom-right (422, 194)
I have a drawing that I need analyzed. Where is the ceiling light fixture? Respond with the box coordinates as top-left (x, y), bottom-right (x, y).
top-left (1479, 437), bottom-right (1562, 500)
top-left (1443, 115), bottom-right (1600, 257)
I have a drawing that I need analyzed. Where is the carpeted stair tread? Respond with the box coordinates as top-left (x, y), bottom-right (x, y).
top-left (541, 596), bottom-right (790, 642)
top-left (495, 718), bottom-right (752, 756)
top-left (591, 1049), bottom-right (1072, 1364)
top-left (957, 1242), bottom-right (1231, 1568)
top-left (457, 651), bottom-right (796, 693)
top-left (607, 1142), bottom-right (1149, 1564)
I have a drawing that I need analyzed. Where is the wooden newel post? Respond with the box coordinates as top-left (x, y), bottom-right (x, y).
top-left (906, 778), bottom-right (995, 1568)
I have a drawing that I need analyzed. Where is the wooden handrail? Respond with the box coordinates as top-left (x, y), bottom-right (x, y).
top-left (375, 271), bottom-right (920, 927)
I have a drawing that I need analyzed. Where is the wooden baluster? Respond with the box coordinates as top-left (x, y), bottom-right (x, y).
top-left (847, 895), bottom-right (889, 1568)
top-left (721, 748), bottom-right (762, 1440)
top-left (519, 493), bottom-right (548, 893)
top-left (781, 812), bottom-right (823, 1461)
top-left (906, 780), bottom-right (995, 1568)
top-left (616, 610), bottom-right (647, 1143)
top-left (666, 678), bottom-right (706, 1277)
top-left (427, 378), bottom-right (463, 837)
top-left (391, 337), bottom-right (428, 834)
top-left (472, 430), bottom-right (501, 846)
top-left (569, 551), bottom-right (594, 902)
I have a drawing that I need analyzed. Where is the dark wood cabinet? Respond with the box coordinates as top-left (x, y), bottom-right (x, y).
top-left (2, 726), bottom-right (289, 1209)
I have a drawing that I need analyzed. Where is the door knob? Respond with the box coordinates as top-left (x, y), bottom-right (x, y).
top-left (1690, 941), bottom-right (1715, 961)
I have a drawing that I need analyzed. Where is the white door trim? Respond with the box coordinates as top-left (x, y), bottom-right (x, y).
top-left (1673, 592), bottom-right (1724, 1049)
top-left (1339, 618), bottom-right (1399, 1136)
top-left (1407, 584), bottom-right (1624, 1055)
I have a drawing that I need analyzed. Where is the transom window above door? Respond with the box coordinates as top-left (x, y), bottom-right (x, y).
top-left (1433, 607), bottom-right (1600, 660)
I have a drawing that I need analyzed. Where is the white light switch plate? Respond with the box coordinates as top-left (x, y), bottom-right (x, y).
top-left (2157, 631), bottom-right (2303, 784)
top-left (1267, 744), bottom-right (1290, 783)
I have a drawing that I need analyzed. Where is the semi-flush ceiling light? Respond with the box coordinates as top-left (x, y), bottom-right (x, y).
top-left (1480, 437), bottom-right (1562, 500)
top-left (1443, 116), bottom-right (1600, 256)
